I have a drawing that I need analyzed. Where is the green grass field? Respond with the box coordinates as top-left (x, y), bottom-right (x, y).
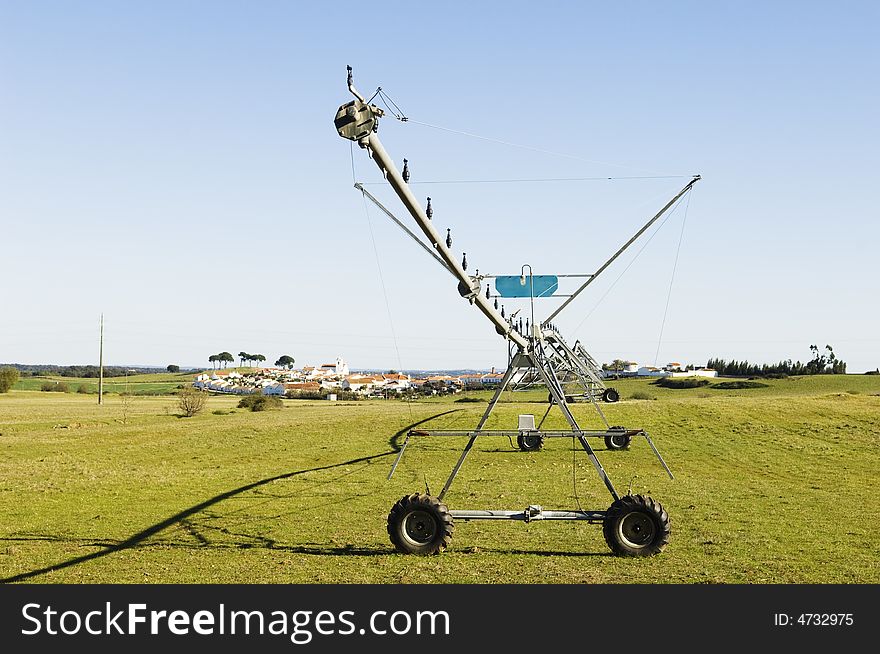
top-left (14, 371), bottom-right (193, 395)
top-left (1, 375), bottom-right (878, 583)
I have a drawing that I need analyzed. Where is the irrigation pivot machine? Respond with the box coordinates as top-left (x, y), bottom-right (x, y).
top-left (334, 68), bottom-right (699, 556)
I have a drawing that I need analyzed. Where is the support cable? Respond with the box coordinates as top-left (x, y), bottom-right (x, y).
top-left (570, 194), bottom-right (688, 337)
top-left (370, 86), bottom-right (682, 176)
top-left (360, 175), bottom-right (688, 185)
top-left (653, 189), bottom-right (694, 367)
top-left (359, 193), bottom-right (414, 424)
top-left (408, 119), bottom-right (675, 176)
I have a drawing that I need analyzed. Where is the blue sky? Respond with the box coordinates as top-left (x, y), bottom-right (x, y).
top-left (2, 1), bottom-right (877, 371)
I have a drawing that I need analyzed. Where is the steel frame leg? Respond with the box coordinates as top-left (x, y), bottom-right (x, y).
top-left (387, 432), bottom-right (411, 480)
top-left (535, 403), bottom-right (554, 430)
top-left (437, 357), bottom-right (521, 501)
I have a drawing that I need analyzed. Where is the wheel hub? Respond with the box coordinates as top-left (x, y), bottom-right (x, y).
top-left (617, 512), bottom-right (656, 548)
top-left (403, 510), bottom-right (437, 545)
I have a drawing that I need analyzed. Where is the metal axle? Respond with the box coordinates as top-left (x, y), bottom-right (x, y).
top-left (451, 507), bottom-right (606, 522)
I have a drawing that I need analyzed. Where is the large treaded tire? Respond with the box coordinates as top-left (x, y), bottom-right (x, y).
top-left (517, 432), bottom-right (545, 451)
top-left (604, 428), bottom-right (632, 451)
top-left (603, 494), bottom-right (670, 556)
top-left (602, 387), bottom-right (620, 403)
top-left (387, 493), bottom-right (454, 555)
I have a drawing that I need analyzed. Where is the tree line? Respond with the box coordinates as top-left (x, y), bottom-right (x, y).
top-left (0, 364), bottom-right (171, 378)
top-left (707, 344), bottom-right (846, 377)
top-left (207, 352), bottom-right (295, 370)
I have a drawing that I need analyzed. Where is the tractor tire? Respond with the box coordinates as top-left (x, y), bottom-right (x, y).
top-left (547, 393), bottom-right (575, 404)
top-left (517, 432), bottom-right (545, 451)
top-left (602, 387), bottom-right (620, 403)
top-left (603, 494), bottom-right (670, 556)
top-left (387, 493), bottom-right (454, 555)
top-left (604, 428), bottom-right (632, 450)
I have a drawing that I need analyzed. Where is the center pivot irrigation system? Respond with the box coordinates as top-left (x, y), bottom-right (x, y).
top-left (334, 67), bottom-right (700, 556)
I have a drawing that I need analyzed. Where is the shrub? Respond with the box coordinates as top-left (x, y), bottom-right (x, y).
top-left (40, 381), bottom-right (69, 392)
top-left (0, 366), bottom-right (20, 393)
top-left (254, 396), bottom-right (282, 411)
top-left (454, 396), bottom-right (485, 403)
top-left (76, 384), bottom-right (90, 394)
top-left (712, 381), bottom-right (769, 390)
top-left (238, 394), bottom-right (283, 411)
top-left (177, 386), bottom-right (208, 417)
top-left (866, 369), bottom-right (879, 376)
top-left (237, 394), bottom-right (260, 408)
top-left (652, 377), bottom-right (710, 389)
top-left (629, 391), bottom-right (655, 400)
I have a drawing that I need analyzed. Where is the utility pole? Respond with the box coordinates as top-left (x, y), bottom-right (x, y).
top-left (98, 313), bottom-right (104, 405)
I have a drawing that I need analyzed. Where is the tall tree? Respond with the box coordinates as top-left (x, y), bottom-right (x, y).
top-left (218, 352), bottom-right (234, 369)
top-left (208, 354), bottom-right (218, 370)
top-left (0, 366), bottom-right (20, 393)
top-left (275, 355), bottom-right (295, 369)
top-left (253, 354), bottom-right (266, 368)
top-left (238, 351), bottom-right (248, 367)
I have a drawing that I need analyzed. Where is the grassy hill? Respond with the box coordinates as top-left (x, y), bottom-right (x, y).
top-left (0, 374), bottom-right (878, 583)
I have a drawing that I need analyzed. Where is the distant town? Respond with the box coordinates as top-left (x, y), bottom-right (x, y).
top-left (192, 357), bottom-right (717, 398)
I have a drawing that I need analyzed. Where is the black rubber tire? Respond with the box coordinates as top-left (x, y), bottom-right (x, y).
top-left (603, 494), bottom-right (670, 556)
top-left (517, 432), bottom-right (545, 451)
top-left (387, 493), bottom-right (454, 555)
top-left (604, 428), bottom-right (632, 450)
top-left (602, 387), bottom-right (620, 403)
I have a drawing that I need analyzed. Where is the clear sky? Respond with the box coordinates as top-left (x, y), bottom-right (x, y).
top-left (2, 1), bottom-right (878, 372)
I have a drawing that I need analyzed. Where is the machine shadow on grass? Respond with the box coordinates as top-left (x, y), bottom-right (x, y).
top-left (1, 410), bottom-right (464, 584)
